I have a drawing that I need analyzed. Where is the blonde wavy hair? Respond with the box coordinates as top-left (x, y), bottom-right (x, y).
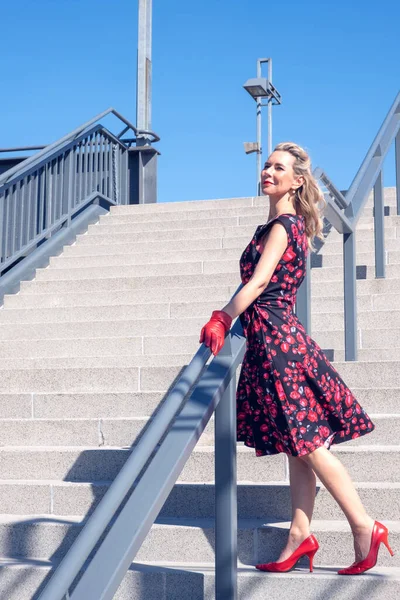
top-left (274, 142), bottom-right (326, 248)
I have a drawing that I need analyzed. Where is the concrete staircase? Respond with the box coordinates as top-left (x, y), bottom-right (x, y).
top-left (0, 189), bottom-right (399, 599)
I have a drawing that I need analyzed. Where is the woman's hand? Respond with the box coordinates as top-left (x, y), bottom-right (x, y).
top-left (199, 310), bottom-right (233, 356)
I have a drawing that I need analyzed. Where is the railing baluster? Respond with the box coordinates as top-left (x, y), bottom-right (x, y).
top-left (90, 133), bottom-right (95, 195)
top-left (3, 191), bottom-right (10, 263)
top-left (343, 231), bottom-right (358, 361)
top-left (18, 179), bottom-right (24, 250)
top-left (83, 141), bottom-right (87, 201)
top-left (99, 135), bottom-right (104, 194)
top-left (9, 185), bottom-right (16, 258)
top-left (374, 170), bottom-right (385, 278)
top-left (215, 339), bottom-right (238, 600)
top-left (395, 131), bottom-right (400, 216)
top-left (0, 191), bottom-right (4, 267)
top-left (295, 252), bottom-right (311, 334)
top-left (26, 175), bottom-right (32, 246)
top-left (94, 133), bottom-right (99, 193)
top-left (78, 144), bottom-right (83, 204)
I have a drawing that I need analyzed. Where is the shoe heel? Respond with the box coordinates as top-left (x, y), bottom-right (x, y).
top-left (307, 549), bottom-right (318, 572)
top-left (382, 535), bottom-right (394, 557)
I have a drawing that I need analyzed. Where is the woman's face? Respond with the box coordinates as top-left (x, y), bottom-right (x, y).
top-left (261, 151), bottom-right (302, 197)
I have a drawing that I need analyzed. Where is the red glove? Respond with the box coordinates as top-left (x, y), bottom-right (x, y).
top-left (199, 310), bottom-right (233, 356)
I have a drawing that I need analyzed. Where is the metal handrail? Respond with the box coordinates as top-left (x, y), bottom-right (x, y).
top-left (0, 145), bottom-right (47, 153)
top-left (0, 124), bottom-right (129, 276)
top-left (37, 342), bottom-right (213, 600)
top-left (309, 92), bottom-right (400, 360)
top-left (346, 91), bottom-right (400, 221)
top-left (0, 107), bottom-right (158, 186)
top-left (38, 315), bottom-right (245, 600)
top-left (29, 92), bottom-right (400, 600)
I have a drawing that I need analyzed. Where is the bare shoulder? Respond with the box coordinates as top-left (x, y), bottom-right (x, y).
top-left (258, 220), bottom-right (288, 247)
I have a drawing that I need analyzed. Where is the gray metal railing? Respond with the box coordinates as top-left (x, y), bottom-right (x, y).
top-left (23, 92), bottom-right (400, 599)
top-left (0, 108), bottom-right (160, 279)
top-left (298, 91), bottom-right (400, 361)
top-left (38, 315), bottom-right (245, 600)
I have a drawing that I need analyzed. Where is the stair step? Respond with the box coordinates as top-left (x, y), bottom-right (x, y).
top-left (76, 224), bottom-right (258, 245)
top-left (3, 314), bottom-right (400, 346)
top-left (16, 275), bottom-right (400, 298)
top-left (2, 480), bottom-right (399, 521)
top-left (312, 328), bottom-right (400, 350)
top-left (0, 446), bottom-right (287, 482)
top-left (0, 392), bottom-right (165, 419)
top-left (111, 196), bottom-right (257, 213)
top-left (0, 446), bottom-right (398, 483)
top-left (0, 516), bottom-right (398, 567)
top-left (58, 231), bottom-right (400, 259)
top-left (20, 272), bottom-right (240, 294)
top-left (0, 363), bottom-right (193, 393)
top-left (0, 558), bottom-right (186, 600)
top-left (102, 204), bottom-right (269, 224)
top-left (50, 246), bottom-right (244, 269)
top-left (2, 290), bottom-right (398, 316)
top-left (0, 336), bottom-right (198, 359)
top-left (88, 215), bottom-right (400, 236)
top-left (0, 417), bottom-right (214, 447)
top-left (1, 557), bottom-right (399, 600)
top-left (3, 303), bottom-right (400, 328)
top-left (49, 247), bottom-right (400, 271)
top-left (0, 413), bottom-right (394, 448)
top-left (317, 236), bottom-right (400, 255)
top-left (1, 387), bottom-right (396, 420)
top-left (3, 286), bottom-right (232, 309)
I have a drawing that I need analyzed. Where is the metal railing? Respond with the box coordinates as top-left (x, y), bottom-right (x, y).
top-left (297, 91), bottom-right (400, 361)
top-left (19, 92), bottom-right (400, 599)
top-left (0, 108), bottom-right (159, 279)
top-left (38, 313), bottom-right (245, 600)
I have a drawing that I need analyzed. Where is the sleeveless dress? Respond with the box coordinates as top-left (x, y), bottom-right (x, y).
top-left (236, 213), bottom-right (375, 457)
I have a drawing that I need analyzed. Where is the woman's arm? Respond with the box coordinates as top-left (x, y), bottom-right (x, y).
top-left (222, 222), bottom-right (288, 320)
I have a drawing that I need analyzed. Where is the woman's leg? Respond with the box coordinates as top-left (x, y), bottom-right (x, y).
top-left (276, 455), bottom-right (316, 562)
top-left (300, 446), bottom-right (374, 561)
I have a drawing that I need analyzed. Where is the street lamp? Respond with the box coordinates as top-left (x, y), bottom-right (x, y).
top-left (243, 58), bottom-right (282, 195)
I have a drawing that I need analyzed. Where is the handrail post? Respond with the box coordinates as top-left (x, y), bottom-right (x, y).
top-left (343, 231), bottom-right (358, 361)
top-left (215, 337), bottom-right (237, 600)
top-left (374, 170), bottom-right (385, 278)
top-left (295, 252), bottom-right (311, 333)
top-left (395, 131), bottom-right (400, 216)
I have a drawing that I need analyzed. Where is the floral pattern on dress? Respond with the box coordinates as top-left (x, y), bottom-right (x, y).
top-left (236, 213), bottom-right (375, 457)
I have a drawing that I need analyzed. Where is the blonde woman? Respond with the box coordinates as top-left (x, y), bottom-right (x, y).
top-left (199, 143), bottom-right (394, 575)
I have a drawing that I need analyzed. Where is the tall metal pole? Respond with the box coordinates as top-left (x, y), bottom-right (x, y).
top-left (267, 59), bottom-right (273, 157)
top-left (256, 60), bottom-right (262, 196)
top-left (135, 0), bottom-right (158, 204)
top-left (137, 0), bottom-right (152, 143)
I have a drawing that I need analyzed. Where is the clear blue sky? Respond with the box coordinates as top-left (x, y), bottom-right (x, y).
top-left (1, 0), bottom-right (399, 203)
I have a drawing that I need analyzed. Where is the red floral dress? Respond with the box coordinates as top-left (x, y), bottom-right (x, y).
top-left (236, 213), bottom-right (375, 457)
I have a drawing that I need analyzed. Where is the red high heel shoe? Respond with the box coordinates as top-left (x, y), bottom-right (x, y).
top-left (338, 521), bottom-right (395, 575)
top-left (256, 535), bottom-right (319, 573)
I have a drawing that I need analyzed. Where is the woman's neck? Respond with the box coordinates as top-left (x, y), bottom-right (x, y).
top-left (267, 195), bottom-right (296, 220)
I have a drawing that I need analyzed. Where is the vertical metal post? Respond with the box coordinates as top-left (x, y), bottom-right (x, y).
top-left (256, 60), bottom-right (262, 196)
top-left (343, 232), bottom-right (358, 361)
top-left (374, 170), bottom-right (385, 278)
top-left (267, 59), bottom-right (272, 157)
top-left (135, 0), bottom-right (157, 205)
top-left (137, 0), bottom-right (152, 138)
top-left (215, 347), bottom-right (237, 600)
top-left (295, 252), bottom-right (311, 333)
top-left (395, 131), bottom-right (400, 216)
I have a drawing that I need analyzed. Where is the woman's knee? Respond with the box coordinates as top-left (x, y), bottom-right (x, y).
top-left (299, 446), bottom-right (327, 466)
top-left (289, 453), bottom-right (312, 471)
